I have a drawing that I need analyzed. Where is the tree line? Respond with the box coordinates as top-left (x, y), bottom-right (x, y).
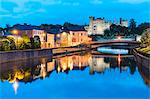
top-left (103, 19), bottom-right (150, 38)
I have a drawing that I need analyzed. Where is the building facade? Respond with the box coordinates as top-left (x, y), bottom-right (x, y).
top-left (88, 16), bottom-right (128, 35)
top-left (88, 16), bottom-right (112, 35)
top-left (46, 34), bottom-right (55, 48)
top-left (58, 28), bottom-right (91, 47)
top-left (69, 30), bottom-right (91, 46)
top-left (8, 24), bottom-right (48, 48)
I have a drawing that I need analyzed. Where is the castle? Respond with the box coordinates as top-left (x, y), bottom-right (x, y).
top-left (87, 16), bottom-right (128, 35)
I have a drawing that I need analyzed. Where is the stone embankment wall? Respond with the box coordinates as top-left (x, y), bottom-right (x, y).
top-left (0, 49), bottom-right (52, 63)
top-left (133, 49), bottom-right (150, 69)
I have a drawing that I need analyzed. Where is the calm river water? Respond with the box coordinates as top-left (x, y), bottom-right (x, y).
top-left (0, 48), bottom-right (150, 99)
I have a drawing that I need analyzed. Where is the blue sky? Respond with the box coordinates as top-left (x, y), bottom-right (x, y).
top-left (0, 0), bottom-right (150, 27)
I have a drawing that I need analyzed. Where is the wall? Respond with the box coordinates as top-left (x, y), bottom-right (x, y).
top-left (88, 17), bottom-right (111, 35)
top-left (70, 31), bottom-right (90, 46)
top-left (0, 49), bottom-right (52, 64)
top-left (47, 34), bottom-right (54, 48)
top-left (133, 49), bottom-right (150, 69)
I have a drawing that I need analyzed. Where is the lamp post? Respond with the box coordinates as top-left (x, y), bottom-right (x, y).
top-left (12, 29), bottom-right (19, 49)
top-left (117, 36), bottom-right (122, 41)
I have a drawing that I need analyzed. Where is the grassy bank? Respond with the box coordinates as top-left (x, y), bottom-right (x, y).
top-left (137, 46), bottom-right (150, 55)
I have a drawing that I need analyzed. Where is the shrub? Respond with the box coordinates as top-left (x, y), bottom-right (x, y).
top-left (141, 28), bottom-right (150, 48)
top-left (1, 39), bottom-right (11, 51)
top-left (7, 36), bottom-right (16, 50)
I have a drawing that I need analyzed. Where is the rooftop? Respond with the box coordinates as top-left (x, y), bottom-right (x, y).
top-left (8, 24), bottom-right (43, 31)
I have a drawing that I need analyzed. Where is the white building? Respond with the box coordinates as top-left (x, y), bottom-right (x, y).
top-left (87, 16), bottom-right (128, 35)
top-left (88, 16), bottom-right (111, 35)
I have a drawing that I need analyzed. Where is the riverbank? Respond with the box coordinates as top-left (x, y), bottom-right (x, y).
top-left (53, 47), bottom-right (89, 55)
top-left (0, 46), bottom-right (90, 64)
top-left (0, 49), bottom-right (52, 63)
top-left (136, 47), bottom-right (150, 55)
top-left (133, 49), bottom-right (150, 69)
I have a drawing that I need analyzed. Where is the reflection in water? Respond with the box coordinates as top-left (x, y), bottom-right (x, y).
top-left (97, 47), bottom-right (129, 54)
top-left (118, 54), bottom-right (121, 67)
top-left (0, 50), bottom-right (150, 96)
top-left (12, 80), bottom-right (19, 95)
top-left (89, 57), bottom-right (110, 74)
top-left (137, 63), bottom-right (150, 86)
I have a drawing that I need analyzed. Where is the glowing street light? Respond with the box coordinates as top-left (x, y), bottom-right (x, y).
top-left (12, 29), bottom-right (18, 35)
top-left (12, 29), bottom-right (19, 49)
top-left (57, 34), bottom-right (60, 37)
top-left (62, 32), bottom-right (67, 36)
top-left (117, 54), bottom-right (121, 67)
top-left (43, 33), bottom-right (46, 37)
top-left (117, 36), bottom-right (121, 40)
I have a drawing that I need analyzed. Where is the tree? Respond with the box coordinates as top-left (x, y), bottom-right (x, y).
top-left (141, 29), bottom-right (150, 48)
top-left (7, 36), bottom-right (16, 50)
top-left (104, 29), bottom-right (112, 38)
top-left (34, 36), bottom-right (41, 48)
top-left (30, 37), bottom-right (35, 49)
top-left (136, 23), bottom-right (150, 35)
top-left (30, 36), bottom-right (41, 49)
top-left (0, 39), bottom-right (11, 51)
top-left (129, 19), bottom-right (137, 34)
top-left (22, 34), bottom-right (31, 49)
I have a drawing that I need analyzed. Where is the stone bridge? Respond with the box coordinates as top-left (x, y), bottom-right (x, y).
top-left (88, 40), bottom-right (140, 49)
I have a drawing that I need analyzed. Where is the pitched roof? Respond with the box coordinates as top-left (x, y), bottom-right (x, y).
top-left (46, 28), bottom-right (61, 34)
top-left (66, 26), bottom-right (86, 31)
top-left (9, 24), bottom-right (43, 31)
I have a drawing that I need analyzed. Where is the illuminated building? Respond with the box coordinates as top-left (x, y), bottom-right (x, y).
top-left (8, 24), bottom-right (47, 48)
top-left (88, 16), bottom-right (128, 35)
top-left (46, 33), bottom-right (55, 48)
top-left (88, 16), bottom-right (112, 35)
top-left (59, 26), bottom-right (91, 47)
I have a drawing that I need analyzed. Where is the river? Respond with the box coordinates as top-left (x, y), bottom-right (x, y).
top-left (0, 47), bottom-right (149, 99)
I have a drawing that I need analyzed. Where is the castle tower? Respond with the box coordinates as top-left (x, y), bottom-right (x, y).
top-left (88, 16), bottom-right (95, 35)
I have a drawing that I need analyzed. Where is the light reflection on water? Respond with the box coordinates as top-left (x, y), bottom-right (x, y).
top-left (12, 80), bottom-right (19, 95)
top-left (97, 47), bottom-right (129, 54)
top-left (0, 50), bottom-right (150, 99)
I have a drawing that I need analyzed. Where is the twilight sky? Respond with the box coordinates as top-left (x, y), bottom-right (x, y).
top-left (0, 0), bottom-right (150, 27)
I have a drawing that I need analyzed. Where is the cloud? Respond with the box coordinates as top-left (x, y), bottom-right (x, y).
top-left (1, 1), bottom-right (18, 12)
top-left (62, 2), bottom-right (80, 6)
top-left (90, 0), bottom-right (102, 4)
top-left (0, 0), bottom-right (149, 27)
top-left (118, 0), bottom-right (150, 4)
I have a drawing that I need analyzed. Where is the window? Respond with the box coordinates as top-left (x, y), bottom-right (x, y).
top-left (72, 38), bottom-right (76, 42)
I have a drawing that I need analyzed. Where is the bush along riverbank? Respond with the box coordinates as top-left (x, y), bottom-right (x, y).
top-left (133, 28), bottom-right (150, 68)
top-left (137, 28), bottom-right (150, 55)
top-left (0, 35), bottom-right (41, 51)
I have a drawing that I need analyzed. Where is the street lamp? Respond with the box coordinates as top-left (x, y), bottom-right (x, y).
top-left (57, 34), bottom-right (60, 38)
top-left (117, 36), bottom-right (121, 40)
top-left (12, 29), bottom-right (19, 49)
top-left (12, 30), bottom-right (18, 35)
